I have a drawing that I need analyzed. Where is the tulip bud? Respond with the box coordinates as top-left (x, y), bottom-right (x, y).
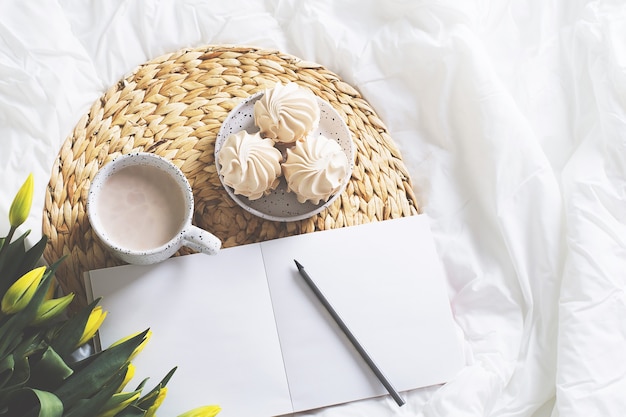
top-left (117, 363), bottom-right (136, 393)
top-left (145, 387), bottom-right (168, 417)
top-left (177, 405), bottom-right (221, 417)
top-left (9, 173), bottom-right (34, 228)
top-left (31, 293), bottom-right (75, 325)
top-left (109, 329), bottom-right (152, 361)
top-left (76, 305), bottom-right (108, 347)
top-left (45, 276), bottom-right (58, 300)
top-left (1, 266), bottom-right (46, 314)
top-left (96, 391), bottom-right (141, 417)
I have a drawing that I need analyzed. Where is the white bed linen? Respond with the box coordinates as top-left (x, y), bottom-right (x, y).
top-left (1, 1), bottom-right (625, 416)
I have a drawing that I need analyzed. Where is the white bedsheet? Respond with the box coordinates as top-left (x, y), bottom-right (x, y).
top-left (1, 1), bottom-right (625, 416)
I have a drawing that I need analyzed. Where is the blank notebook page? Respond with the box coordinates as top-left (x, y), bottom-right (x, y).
top-left (87, 215), bottom-right (464, 416)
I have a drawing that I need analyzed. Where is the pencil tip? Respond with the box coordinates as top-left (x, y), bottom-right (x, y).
top-left (294, 259), bottom-right (303, 270)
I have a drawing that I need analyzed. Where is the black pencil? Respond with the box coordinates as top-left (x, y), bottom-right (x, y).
top-left (294, 259), bottom-right (405, 407)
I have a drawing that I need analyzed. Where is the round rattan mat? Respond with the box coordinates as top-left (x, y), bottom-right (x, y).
top-left (42, 45), bottom-right (419, 310)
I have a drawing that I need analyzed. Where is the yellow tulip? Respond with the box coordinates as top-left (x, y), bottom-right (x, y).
top-left (109, 329), bottom-right (152, 361)
top-left (96, 391), bottom-right (141, 417)
top-left (117, 363), bottom-right (136, 393)
top-left (177, 405), bottom-right (221, 417)
top-left (31, 293), bottom-right (75, 325)
top-left (1, 266), bottom-right (46, 314)
top-left (44, 276), bottom-right (58, 300)
top-left (9, 173), bottom-right (34, 228)
top-left (144, 387), bottom-right (167, 417)
top-left (76, 305), bottom-right (108, 347)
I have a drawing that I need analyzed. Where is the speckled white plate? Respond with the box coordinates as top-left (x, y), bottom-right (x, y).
top-left (215, 91), bottom-right (354, 222)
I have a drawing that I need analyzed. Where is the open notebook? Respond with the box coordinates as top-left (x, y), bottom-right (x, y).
top-left (85, 215), bottom-right (464, 416)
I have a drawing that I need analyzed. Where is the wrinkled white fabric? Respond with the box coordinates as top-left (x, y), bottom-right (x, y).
top-left (1, 0), bottom-right (625, 416)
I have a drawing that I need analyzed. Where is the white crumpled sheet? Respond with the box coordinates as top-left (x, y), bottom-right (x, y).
top-left (1, 1), bottom-right (625, 416)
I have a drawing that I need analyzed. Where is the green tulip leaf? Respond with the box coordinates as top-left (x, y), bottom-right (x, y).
top-left (0, 230), bottom-right (30, 296)
top-left (0, 353), bottom-right (15, 388)
top-left (5, 387), bottom-right (63, 417)
top-left (115, 405), bottom-right (146, 417)
top-left (136, 366), bottom-right (177, 410)
top-left (133, 377), bottom-right (150, 393)
top-left (9, 352), bottom-right (29, 386)
top-left (29, 346), bottom-right (73, 391)
top-left (99, 390), bottom-right (142, 416)
top-left (15, 236), bottom-right (49, 287)
top-left (53, 329), bottom-right (149, 410)
top-left (0, 274), bottom-right (53, 360)
top-left (63, 367), bottom-right (127, 417)
top-left (0, 353), bottom-right (31, 400)
top-left (49, 298), bottom-right (101, 360)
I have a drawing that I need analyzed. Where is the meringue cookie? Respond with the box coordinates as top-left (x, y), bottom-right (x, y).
top-left (254, 82), bottom-right (321, 144)
top-left (282, 134), bottom-right (350, 204)
top-left (218, 130), bottom-right (283, 200)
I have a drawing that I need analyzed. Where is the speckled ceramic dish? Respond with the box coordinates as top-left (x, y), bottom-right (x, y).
top-left (215, 92), bottom-right (354, 222)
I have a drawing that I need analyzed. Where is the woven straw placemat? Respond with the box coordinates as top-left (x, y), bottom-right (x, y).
top-left (42, 45), bottom-right (419, 310)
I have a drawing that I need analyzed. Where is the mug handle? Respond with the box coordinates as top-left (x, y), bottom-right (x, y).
top-left (183, 226), bottom-right (221, 255)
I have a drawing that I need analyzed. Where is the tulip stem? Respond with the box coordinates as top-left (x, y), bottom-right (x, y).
top-left (0, 226), bottom-right (17, 259)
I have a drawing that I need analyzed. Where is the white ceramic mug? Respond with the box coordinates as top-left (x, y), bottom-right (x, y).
top-left (87, 152), bottom-right (221, 265)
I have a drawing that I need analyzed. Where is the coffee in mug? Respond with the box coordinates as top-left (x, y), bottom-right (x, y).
top-left (87, 152), bottom-right (221, 265)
